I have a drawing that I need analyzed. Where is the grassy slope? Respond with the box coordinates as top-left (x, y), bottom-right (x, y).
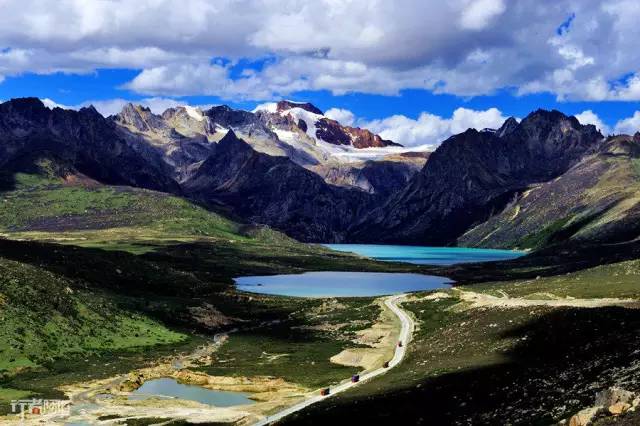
top-left (459, 151), bottom-right (640, 250)
top-left (472, 258), bottom-right (640, 299)
top-left (0, 255), bottom-right (193, 412)
top-left (199, 297), bottom-right (381, 389)
top-left (284, 259), bottom-right (640, 425)
top-left (0, 170), bottom-right (248, 253)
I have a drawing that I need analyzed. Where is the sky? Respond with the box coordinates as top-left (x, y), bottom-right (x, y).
top-left (1, 0), bottom-right (640, 149)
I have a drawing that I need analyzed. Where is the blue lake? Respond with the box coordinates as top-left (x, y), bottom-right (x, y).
top-left (234, 271), bottom-right (453, 297)
top-left (129, 378), bottom-right (254, 407)
top-left (324, 244), bottom-right (526, 266)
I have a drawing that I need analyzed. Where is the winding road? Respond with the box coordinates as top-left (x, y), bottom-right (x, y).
top-left (252, 293), bottom-right (414, 426)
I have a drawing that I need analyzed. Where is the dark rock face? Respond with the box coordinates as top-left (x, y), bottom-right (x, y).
top-left (315, 118), bottom-right (351, 145)
top-left (0, 98), bottom-right (178, 193)
top-left (297, 118), bottom-right (308, 133)
top-left (312, 160), bottom-right (422, 197)
top-left (205, 105), bottom-right (263, 129)
top-left (349, 110), bottom-right (604, 245)
top-left (314, 117), bottom-right (401, 148)
top-left (276, 100), bottom-right (323, 115)
top-left (358, 161), bottom-right (419, 197)
top-left (460, 134), bottom-right (640, 249)
top-left (183, 131), bottom-right (373, 242)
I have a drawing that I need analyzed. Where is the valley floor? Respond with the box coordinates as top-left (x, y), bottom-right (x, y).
top-left (1, 171), bottom-right (640, 425)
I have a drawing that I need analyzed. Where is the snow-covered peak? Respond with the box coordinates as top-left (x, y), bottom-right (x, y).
top-left (183, 105), bottom-right (204, 121)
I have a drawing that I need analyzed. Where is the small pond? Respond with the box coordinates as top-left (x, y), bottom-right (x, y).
top-left (129, 378), bottom-right (254, 407)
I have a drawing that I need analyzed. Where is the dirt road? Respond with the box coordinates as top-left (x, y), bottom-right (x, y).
top-left (251, 293), bottom-right (414, 426)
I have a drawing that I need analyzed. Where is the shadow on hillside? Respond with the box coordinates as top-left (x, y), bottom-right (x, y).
top-left (428, 238), bottom-right (640, 285)
top-left (0, 238), bottom-right (312, 330)
top-left (0, 169), bottom-right (16, 193)
top-left (285, 306), bottom-right (640, 425)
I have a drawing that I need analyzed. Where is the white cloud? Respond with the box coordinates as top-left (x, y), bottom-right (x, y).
top-left (614, 111), bottom-right (640, 135)
top-left (1, 0), bottom-right (640, 101)
top-left (325, 108), bottom-right (355, 126)
top-left (123, 63), bottom-right (231, 97)
top-left (364, 107), bottom-right (509, 148)
top-left (459, 0), bottom-right (506, 30)
top-left (575, 110), bottom-right (610, 134)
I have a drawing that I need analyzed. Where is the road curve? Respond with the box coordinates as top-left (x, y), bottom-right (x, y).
top-left (252, 293), bottom-right (414, 426)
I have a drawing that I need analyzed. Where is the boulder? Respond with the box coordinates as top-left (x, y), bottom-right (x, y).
top-left (608, 402), bottom-right (631, 415)
top-left (568, 406), bottom-right (602, 426)
top-left (595, 387), bottom-right (635, 407)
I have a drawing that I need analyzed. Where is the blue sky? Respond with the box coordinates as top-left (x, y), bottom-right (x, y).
top-left (2, 70), bottom-right (639, 129)
top-left (2, 0), bottom-right (640, 147)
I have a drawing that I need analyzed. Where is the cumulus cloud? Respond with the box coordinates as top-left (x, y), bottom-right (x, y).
top-left (614, 111), bottom-right (640, 135)
top-left (325, 108), bottom-right (355, 126)
top-left (570, 109), bottom-right (640, 135)
top-left (575, 110), bottom-right (611, 134)
top-left (364, 107), bottom-right (509, 148)
top-left (459, 0), bottom-right (506, 30)
top-left (0, 0), bottom-right (638, 102)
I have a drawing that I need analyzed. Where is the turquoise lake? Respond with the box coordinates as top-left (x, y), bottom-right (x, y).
top-left (129, 378), bottom-right (254, 407)
top-left (235, 271), bottom-right (454, 297)
top-left (324, 244), bottom-right (526, 266)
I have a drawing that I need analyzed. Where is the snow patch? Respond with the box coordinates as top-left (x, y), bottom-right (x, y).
top-left (184, 105), bottom-right (204, 121)
top-left (281, 107), bottom-right (324, 141)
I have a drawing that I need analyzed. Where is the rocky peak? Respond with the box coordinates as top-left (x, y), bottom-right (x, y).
top-left (218, 128), bottom-right (240, 146)
top-left (519, 109), bottom-right (584, 136)
top-left (349, 109), bottom-right (606, 245)
top-left (205, 105), bottom-right (260, 128)
top-left (276, 100), bottom-right (323, 115)
top-left (4, 97), bottom-right (46, 110)
top-left (314, 118), bottom-right (401, 148)
top-left (496, 117), bottom-right (519, 138)
top-left (0, 98), bottom-right (48, 121)
top-left (115, 103), bottom-right (165, 133)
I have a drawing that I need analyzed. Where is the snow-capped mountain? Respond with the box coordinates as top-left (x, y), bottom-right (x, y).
top-left (112, 100), bottom-right (428, 194)
top-left (254, 100), bottom-right (403, 162)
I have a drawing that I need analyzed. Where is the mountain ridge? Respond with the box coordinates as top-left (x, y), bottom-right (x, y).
top-left (3, 98), bottom-right (639, 249)
top-left (348, 109), bottom-right (605, 245)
